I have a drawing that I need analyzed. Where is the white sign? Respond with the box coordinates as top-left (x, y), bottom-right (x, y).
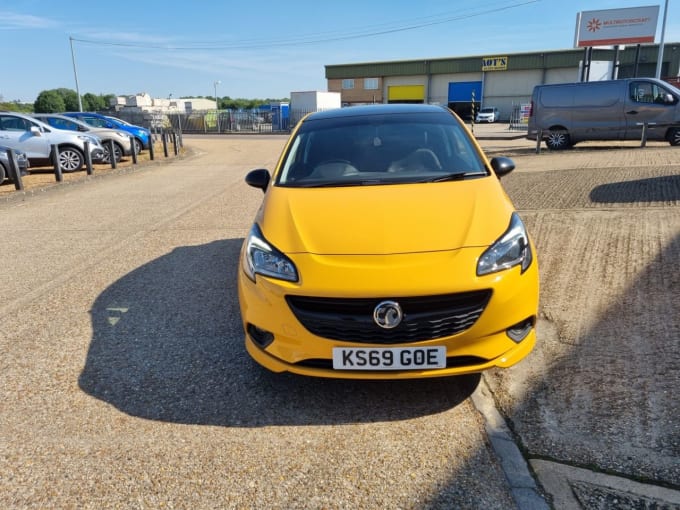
top-left (575, 5), bottom-right (659, 47)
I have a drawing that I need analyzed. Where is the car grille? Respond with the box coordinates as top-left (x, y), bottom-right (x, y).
top-left (285, 290), bottom-right (492, 344)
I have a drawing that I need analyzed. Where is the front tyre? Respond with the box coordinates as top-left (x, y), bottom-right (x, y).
top-left (59, 147), bottom-right (84, 172)
top-left (668, 128), bottom-right (680, 146)
top-left (545, 130), bottom-right (571, 150)
top-left (133, 138), bottom-right (143, 154)
top-left (102, 142), bottom-right (123, 163)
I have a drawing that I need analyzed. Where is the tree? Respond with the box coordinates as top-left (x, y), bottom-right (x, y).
top-left (0, 101), bottom-right (33, 113)
top-left (34, 90), bottom-right (66, 113)
top-left (82, 93), bottom-right (108, 111)
top-left (54, 88), bottom-right (80, 111)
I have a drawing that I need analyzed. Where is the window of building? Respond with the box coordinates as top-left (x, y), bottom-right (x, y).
top-left (364, 78), bottom-right (379, 90)
top-left (342, 79), bottom-right (355, 90)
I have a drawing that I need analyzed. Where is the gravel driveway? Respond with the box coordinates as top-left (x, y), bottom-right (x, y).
top-left (1, 133), bottom-right (678, 509)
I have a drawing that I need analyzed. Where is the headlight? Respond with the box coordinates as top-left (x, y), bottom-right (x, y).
top-left (79, 135), bottom-right (101, 145)
top-left (477, 213), bottom-right (533, 276)
top-left (242, 224), bottom-right (298, 282)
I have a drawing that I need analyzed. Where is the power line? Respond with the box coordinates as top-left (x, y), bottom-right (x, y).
top-left (70, 1), bottom-right (540, 51)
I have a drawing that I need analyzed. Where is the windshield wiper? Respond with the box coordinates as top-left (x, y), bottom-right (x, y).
top-left (295, 179), bottom-right (391, 188)
top-left (423, 172), bottom-right (486, 182)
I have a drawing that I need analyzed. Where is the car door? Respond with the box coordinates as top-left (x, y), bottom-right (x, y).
top-left (625, 81), bottom-right (679, 140)
top-left (0, 114), bottom-right (50, 159)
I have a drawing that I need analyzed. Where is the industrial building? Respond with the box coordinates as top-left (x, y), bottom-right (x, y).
top-left (325, 43), bottom-right (680, 121)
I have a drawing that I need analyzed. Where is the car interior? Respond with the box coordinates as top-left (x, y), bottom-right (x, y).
top-left (279, 121), bottom-right (483, 185)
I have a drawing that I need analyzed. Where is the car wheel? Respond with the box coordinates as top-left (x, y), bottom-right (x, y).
top-left (668, 128), bottom-right (680, 146)
top-left (102, 142), bottom-right (123, 163)
top-left (59, 147), bottom-right (84, 172)
top-left (133, 138), bottom-right (143, 154)
top-left (545, 130), bottom-right (571, 150)
top-left (0, 163), bottom-right (6, 184)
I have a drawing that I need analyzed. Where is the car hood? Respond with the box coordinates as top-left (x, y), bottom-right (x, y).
top-left (258, 178), bottom-right (515, 255)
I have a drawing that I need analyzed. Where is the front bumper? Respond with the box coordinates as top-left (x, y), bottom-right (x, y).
top-left (237, 246), bottom-right (539, 379)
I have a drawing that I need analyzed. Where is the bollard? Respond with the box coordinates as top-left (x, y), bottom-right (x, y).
top-left (130, 136), bottom-right (138, 165)
top-left (7, 148), bottom-right (24, 191)
top-left (162, 132), bottom-right (169, 158)
top-left (108, 139), bottom-right (117, 169)
top-left (149, 136), bottom-right (155, 161)
top-left (640, 122), bottom-right (648, 147)
top-left (535, 129), bottom-right (542, 154)
top-left (172, 132), bottom-right (179, 156)
top-left (51, 144), bottom-right (63, 182)
top-left (84, 141), bottom-right (93, 175)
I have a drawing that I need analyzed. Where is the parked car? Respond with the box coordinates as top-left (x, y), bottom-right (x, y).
top-left (32, 113), bottom-right (133, 163)
top-left (238, 103), bottom-right (539, 379)
top-left (0, 112), bottom-right (105, 172)
top-left (527, 77), bottom-right (680, 149)
top-left (0, 145), bottom-right (29, 184)
top-left (62, 112), bottom-right (151, 154)
top-left (476, 106), bottom-right (500, 123)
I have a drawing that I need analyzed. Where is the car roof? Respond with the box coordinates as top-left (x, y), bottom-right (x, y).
top-left (305, 104), bottom-right (451, 122)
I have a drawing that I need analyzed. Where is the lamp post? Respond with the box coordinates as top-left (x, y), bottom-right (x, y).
top-left (69, 36), bottom-right (84, 112)
top-left (214, 80), bottom-right (221, 133)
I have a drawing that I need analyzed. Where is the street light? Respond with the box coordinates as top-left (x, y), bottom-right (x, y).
top-left (214, 80), bottom-right (221, 133)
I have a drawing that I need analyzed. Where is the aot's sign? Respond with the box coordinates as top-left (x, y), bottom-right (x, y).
top-left (482, 56), bottom-right (507, 71)
top-left (575, 5), bottom-right (659, 47)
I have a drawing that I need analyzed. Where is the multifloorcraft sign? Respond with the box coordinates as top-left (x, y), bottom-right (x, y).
top-left (575, 5), bottom-right (659, 47)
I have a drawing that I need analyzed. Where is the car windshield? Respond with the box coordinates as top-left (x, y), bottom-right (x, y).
top-left (276, 111), bottom-right (487, 187)
top-left (480, 108), bottom-right (494, 113)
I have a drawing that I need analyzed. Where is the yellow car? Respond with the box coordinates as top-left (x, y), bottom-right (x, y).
top-left (238, 104), bottom-right (538, 379)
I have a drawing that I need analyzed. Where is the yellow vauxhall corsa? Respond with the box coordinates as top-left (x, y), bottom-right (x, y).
top-left (238, 104), bottom-right (538, 379)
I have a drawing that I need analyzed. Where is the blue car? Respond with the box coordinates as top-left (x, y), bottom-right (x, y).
top-left (63, 112), bottom-right (151, 153)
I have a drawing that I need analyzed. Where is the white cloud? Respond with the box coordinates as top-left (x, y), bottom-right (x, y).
top-left (0, 11), bottom-right (57, 29)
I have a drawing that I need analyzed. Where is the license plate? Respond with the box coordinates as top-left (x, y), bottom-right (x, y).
top-left (332, 346), bottom-right (446, 370)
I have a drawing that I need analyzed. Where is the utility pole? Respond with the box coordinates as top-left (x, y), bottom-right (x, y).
top-left (69, 36), bottom-right (83, 112)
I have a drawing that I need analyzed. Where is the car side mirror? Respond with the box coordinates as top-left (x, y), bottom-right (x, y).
top-left (490, 157), bottom-right (515, 178)
top-left (664, 93), bottom-right (676, 104)
top-left (245, 168), bottom-right (271, 192)
top-left (30, 126), bottom-right (42, 137)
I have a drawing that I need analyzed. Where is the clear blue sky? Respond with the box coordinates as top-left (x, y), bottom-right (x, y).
top-left (1, 0), bottom-right (678, 103)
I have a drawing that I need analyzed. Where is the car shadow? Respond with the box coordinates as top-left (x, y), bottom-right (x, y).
top-left (590, 174), bottom-right (680, 203)
top-left (79, 238), bottom-right (479, 427)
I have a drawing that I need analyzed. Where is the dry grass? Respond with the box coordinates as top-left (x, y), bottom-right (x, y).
top-left (1, 141), bottom-right (183, 197)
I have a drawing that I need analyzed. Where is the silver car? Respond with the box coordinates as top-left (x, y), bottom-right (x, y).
top-left (0, 111), bottom-right (104, 172)
top-left (32, 113), bottom-right (133, 163)
top-left (0, 145), bottom-right (29, 184)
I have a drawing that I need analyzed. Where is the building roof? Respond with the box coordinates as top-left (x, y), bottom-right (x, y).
top-left (325, 43), bottom-right (680, 78)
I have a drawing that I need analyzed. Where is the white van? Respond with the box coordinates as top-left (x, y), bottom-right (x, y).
top-left (527, 78), bottom-right (680, 149)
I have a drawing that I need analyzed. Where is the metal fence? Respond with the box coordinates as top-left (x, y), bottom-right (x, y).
top-left (111, 104), bottom-right (536, 134)
top-left (111, 109), bottom-right (322, 135)
top-left (509, 101), bottom-right (531, 131)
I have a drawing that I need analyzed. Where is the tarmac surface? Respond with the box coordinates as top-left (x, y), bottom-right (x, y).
top-left (1, 123), bottom-right (679, 509)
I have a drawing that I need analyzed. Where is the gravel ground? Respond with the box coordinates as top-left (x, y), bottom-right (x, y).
top-left (0, 136), bottom-right (516, 509)
top-left (2, 131), bottom-right (679, 508)
top-left (484, 142), bottom-right (680, 489)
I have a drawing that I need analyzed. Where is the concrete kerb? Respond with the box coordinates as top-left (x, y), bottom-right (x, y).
top-left (471, 377), bottom-right (551, 510)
